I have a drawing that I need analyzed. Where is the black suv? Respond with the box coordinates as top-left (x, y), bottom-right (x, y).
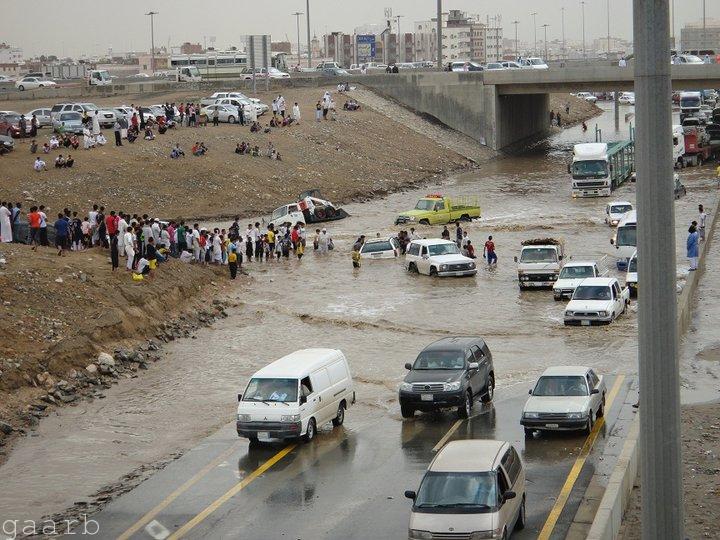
top-left (398, 337), bottom-right (495, 419)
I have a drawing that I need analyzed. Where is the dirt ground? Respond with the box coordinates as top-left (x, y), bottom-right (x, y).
top-left (619, 402), bottom-right (720, 539)
top-left (549, 93), bottom-right (603, 127)
top-left (0, 86), bottom-right (471, 221)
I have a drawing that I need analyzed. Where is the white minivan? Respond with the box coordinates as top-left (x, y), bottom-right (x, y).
top-left (236, 349), bottom-right (355, 444)
top-left (610, 210), bottom-right (637, 270)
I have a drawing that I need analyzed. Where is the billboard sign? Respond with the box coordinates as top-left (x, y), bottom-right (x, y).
top-left (356, 35), bottom-right (376, 63)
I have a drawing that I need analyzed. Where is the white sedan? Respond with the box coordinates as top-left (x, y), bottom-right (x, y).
top-left (200, 105), bottom-right (241, 123)
top-left (521, 366), bottom-right (607, 436)
top-left (359, 237), bottom-right (400, 259)
top-left (564, 277), bottom-right (630, 326)
top-left (15, 77), bottom-right (57, 91)
top-left (618, 92), bottom-right (635, 105)
top-left (576, 92), bottom-right (598, 103)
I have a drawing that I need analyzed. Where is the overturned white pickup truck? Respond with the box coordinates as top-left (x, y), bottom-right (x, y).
top-left (269, 190), bottom-right (349, 229)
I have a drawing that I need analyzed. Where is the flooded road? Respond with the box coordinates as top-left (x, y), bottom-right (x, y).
top-left (0, 103), bottom-right (717, 538)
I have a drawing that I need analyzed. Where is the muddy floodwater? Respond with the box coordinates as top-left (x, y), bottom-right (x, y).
top-left (1, 103), bottom-right (718, 524)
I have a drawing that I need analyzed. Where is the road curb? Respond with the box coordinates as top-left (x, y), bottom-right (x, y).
top-left (585, 196), bottom-right (718, 540)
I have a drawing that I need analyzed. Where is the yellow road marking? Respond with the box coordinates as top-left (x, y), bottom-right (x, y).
top-left (433, 419), bottom-right (463, 452)
top-left (167, 444), bottom-right (296, 539)
top-left (537, 375), bottom-right (626, 540)
top-left (118, 443), bottom-right (242, 540)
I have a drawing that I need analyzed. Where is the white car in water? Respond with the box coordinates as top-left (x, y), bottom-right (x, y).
top-left (521, 366), bottom-right (607, 436)
top-left (405, 239), bottom-right (477, 277)
top-left (604, 201), bottom-right (634, 227)
top-left (618, 92), bottom-right (635, 105)
top-left (359, 237), bottom-right (400, 259)
top-left (564, 277), bottom-right (630, 326)
top-left (552, 261), bottom-right (602, 300)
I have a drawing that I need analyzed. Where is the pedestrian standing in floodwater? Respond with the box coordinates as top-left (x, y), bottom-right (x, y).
top-left (484, 235), bottom-right (497, 265)
top-left (556, 112), bottom-right (562, 128)
top-left (352, 235), bottom-right (365, 268)
top-left (687, 224), bottom-right (699, 270)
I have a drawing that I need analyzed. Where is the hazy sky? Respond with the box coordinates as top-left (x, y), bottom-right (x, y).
top-left (4, 0), bottom-right (719, 57)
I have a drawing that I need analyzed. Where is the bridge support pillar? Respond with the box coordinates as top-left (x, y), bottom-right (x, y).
top-left (614, 89), bottom-right (621, 130)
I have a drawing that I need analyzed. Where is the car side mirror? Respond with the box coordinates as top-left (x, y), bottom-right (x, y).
top-left (237, 393), bottom-right (242, 402)
top-left (591, 388), bottom-right (600, 394)
top-left (405, 363), bottom-right (412, 370)
top-left (514, 256), bottom-right (518, 263)
top-left (559, 255), bottom-right (564, 261)
top-left (528, 389), bottom-right (533, 395)
top-left (503, 491), bottom-right (516, 502)
top-left (300, 395), bottom-right (307, 405)
top-left (567, 163), bottom-right (571, 174)
top-left (468, 362), bottom-right (479, 370)
top-left (610, 238), bottom-right (615, 245)
top-left (404, 490), bottom-right (417, 500)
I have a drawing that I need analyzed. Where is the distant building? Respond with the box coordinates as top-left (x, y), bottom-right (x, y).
top-left (414, 20), bottom-right (437, 63)
top-left (681, 19), bottom-right (720, 53)
top-left (0, 43), bottom-right (23, 64)
top-left (180, 42), bottom-right (203, 55)
top-left (138, 53), bottom-right (169, 74)
top-left (592, 37), bottom-right (631, 56)
top-left (324, 32), bottom-right (354, 66)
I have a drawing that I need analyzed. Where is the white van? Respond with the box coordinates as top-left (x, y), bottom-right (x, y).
top-left (236, 349), bottom-right (355, 444)
top-left (610, 210), bottom-right (637, 270)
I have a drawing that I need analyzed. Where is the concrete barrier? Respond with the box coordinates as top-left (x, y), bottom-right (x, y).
top-left (586, 199), bottom-right (717, 539)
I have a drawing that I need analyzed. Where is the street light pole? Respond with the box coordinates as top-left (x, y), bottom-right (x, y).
top-left (396, 15), bottom-right (404, 62)
top-left (306, 0), bottom-right (312, 68)
top-left (581, 1), bottom-right (586, 60)
top-left (437, 0), bottom-right (443, 70)
top-left (561, 6), bottom-right (566, 62)
top-left (292, 12), bottom-right (303, 68)
top-left (542, 24), bottom-right (550, 61)
top-left (633, 0), bottom-right (684, 537)
top-left (607, 0), bottom-right (611, 57)
top-left (703, 0), bottom-right (707, 52)
top-left (145, 11), bottom-right (158, 74)
top-left (512, 20), bottom-right (520, 59)
top-left (531, 12), bottom-right (538, 56)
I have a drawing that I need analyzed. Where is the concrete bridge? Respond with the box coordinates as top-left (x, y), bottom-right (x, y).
top-left (357, 66), bottom-right (720, 151)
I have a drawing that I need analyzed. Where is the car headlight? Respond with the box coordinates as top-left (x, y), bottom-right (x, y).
top-left (567, 412), bottom-right (586, 419)
top-left (524, 411), bottom-right (539, 419)
top-left (565, 311), bottom-right (574, 317)
top-left (237, 414), bottom-right (251, 422)
top-left (550, 275), bottom-right (557, 280)
top-left (469, 531), bottom-right (494, 540)
top-left (443, 381), bottom-right (462, 391)
top-left (468, 262), bottom-right (476, 269)
top-left (598, 311), bottom-right (608, 317)
top-left (408, 530), bottom-right (433, 540)
top-left (611, 220), bottom-right (619, 225)
top-left (399, 382), bottom-right (413, 392)
top-left (281, 414), bottom-right (301, 422)
top-left (439, 264), bottom-right (448, 271)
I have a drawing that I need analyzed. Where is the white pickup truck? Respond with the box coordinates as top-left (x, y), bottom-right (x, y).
top-left (515, 238), bottom-right (565, 290)
top-left (552, 261), bottom-right (603, 300)
top-left (406, 239), bottom-right (477, 277)
top-left (564, 277), bottom-right (630, 326)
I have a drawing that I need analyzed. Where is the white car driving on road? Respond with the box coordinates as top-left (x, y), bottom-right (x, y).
top-left (521, 366), bottom-right (607, 436)
top-left (552, 261), bottom-right (602, 300)
top-left (359, 237), bottom-right (400, 259)
top-left (405, 239), bottom-right (477, 277)
top-left (604, 201), bottom-right (633, 227)
top-left (15, 77), bottom-right (57, 91)
top-left (564, 277), bottom-right (630, 326)
top-left (576, 92), bottom-right (598, 103)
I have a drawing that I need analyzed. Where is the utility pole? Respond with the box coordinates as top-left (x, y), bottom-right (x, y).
top-left (633, 0), bottom-right (684, 538)
top-left (512, 20), bottom-right (520, 59)
top-left (561, 6), bottom-right (566, 62)
top-left (542, 24), bottom-right (550, 61)
top-left (703, 0), bottom-right (707, 52)
top-left (607, 0), bottom-right (612, 57)
top-left (396, 15), bottom-right (404, 62)
top-left (145, 11), bottom-right (158, 74)
top-left (581, 1), bottom-right (587, 60)
top-left (292, 12), bottom-right (303, 68)
top-left (306, 0), bottom-right (312, 68)
top-left (437, 0), bottom-right (443, 70)
top-left (531, 12), bottom-right (538, 56)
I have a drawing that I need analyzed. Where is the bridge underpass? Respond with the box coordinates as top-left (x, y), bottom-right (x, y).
top-left (357, 65), bottom-right (720, 151)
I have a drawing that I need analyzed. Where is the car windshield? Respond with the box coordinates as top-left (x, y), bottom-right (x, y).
top-left (573, 160), bottom-right (608, 178)
top-left (3, 114), bottom-right (20, 122)
top-left (681, 96), bottom-right (701, 108)
top-left (412, 350), bottom-right (465, 370)
top-left (60, 113), bottom-right (80, 121)
top-left (414, 199), bottom-right (439, 210)
top-left (362, 241), bottom-right (393, 253)
top-left (530, 59), bottom-right (545, 65)
top-left (415, 472), bottom-right (497, 510)
top-left (628, 257), bottom-right (638, 272)
top-left (573, 285), bottom-right (612, 300)
top-left (271, 206), bottom-right (288, 219)
top-left (610, 204), bottom-right (632, 215)
top-left (80, 104), bottom-right (98, 112)
top-left (533, 375), bottom-right (588, 397)
top-left (616, 225), bottom-right (637, 247)
top-left (243, 378), bottom-right (298, 403)
top-left (559, 266), bottom-right (594, 279)
top-left (520, 247), bottom-right (557, 263)
top-left (683, 55), bottom-right (703, 63)
top-left (428, 243), bottom-right (460, 256)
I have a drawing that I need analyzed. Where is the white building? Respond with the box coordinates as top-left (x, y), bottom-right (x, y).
top-left (0, 44), bottom-right (23, 64)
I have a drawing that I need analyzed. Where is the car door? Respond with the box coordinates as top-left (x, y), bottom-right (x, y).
top-left (418, 245), bottom-right (431, 274)
top-left (587, 370), bottom-right (602, 414)
top-left (612, 282), bottom-right (623, 316)
top-left (310, 368), bottom-right (333, 424)
top-left (585, 372), bottom-right (599, 413)
top-left (500, 446), bottom-right (525, 526)
top-left (496, 466), bottom-right (516, 534)
top-left (470, 345), bottom-right (486, 395)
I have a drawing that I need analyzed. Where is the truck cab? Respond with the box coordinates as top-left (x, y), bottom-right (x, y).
top-left (176, 66), bottom-right (201, 82)
top-left (570, 143), bottom-right (612, 197)
top-left (395, 194), bottom-right (481, 226)
top-left (515, 239), bottom-right (565, 289)
top-left (605, 201), bottom-right (633, 227)
top-left (564, 277), bottom-right (630, 326)
top-left (553, 261), bottom-right (602, 300)
top-left (406, 239), bottom-right (477, 277)
top-left (88, 69), bottom-right (112, 86)
top-left (680, 91), bottom-right (702, 121)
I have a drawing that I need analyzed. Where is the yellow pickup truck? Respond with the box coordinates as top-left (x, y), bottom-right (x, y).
top-left (395, 194), bottom-right (481, 225)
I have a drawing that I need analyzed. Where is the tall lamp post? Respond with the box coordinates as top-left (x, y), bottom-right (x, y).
top-left (306, 0), bottom-right (312, 68)
top-left (512, 20), bottom-right (520, 59)
top-left (531, 12), bottom-right (538, 56)
top-left (542, 24), bottom-right (550, 61)
top-left (292, 11), bottom-right (303, 67)
top-left (437, 0), bottom-right (442, 70)
top-left (396, 15), bottom-right (404, 62)
top-left (607, 0), bottom-right (612, 57)
top-left (561, 6), bottom-right (566, 63)
top-left (581, 1), bottom-right (587, 60)
top-left (145, 11), bottom-right (158, 74)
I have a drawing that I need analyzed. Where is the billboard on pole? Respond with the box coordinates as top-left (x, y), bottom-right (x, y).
top-left (243, 34), bottom-right (271, 92)
top-left (356, 35), bottom-right (376, 63)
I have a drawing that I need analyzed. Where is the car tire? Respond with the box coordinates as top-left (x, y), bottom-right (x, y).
top-left (598, 393), bottom-right (606, 417)
top-left (247, 435), bottom-right (259, 445)
top-left (228, 115), bottom-right (236, 124)
top-left (419, 219), bottom-right (429, 225)
top-left (553, 293), bottom-right (562, 301)
top-left (408, 262), bottom-right (418, 273)
top-left (39, 84), bottom-right (44, 88)
top-left (331, 403), bottom-right (345, 427)
top-left (457, 390), bottom-right (472, 419)
top-left (429, 267), bottom-right (438, 277)
top-left (460, 214), bottom-right (471, 222)
top-left (516, 496), bottom-right (526, 530)
top-left (400, 404), bottom-right (415, 418)
top-left (303, 417), bottom-right (316, 442)
top-left (584, 412), bottom-right (594, 435)
top-left (18, 85), bottom-right (24, 91)
top-left (524, 428), bottom-right (534, 438)
top-left (481, 374), bottom-right (494, 403)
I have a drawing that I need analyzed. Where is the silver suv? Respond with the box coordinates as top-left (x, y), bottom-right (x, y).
top-left (50, 103), bottom-right (116, 128)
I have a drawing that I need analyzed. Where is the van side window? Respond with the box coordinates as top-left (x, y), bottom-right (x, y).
top-left (589, 370), bottom-right (600, 388)
top-left (501, 448), bottom-right (521, 485)
top-left (421, 246), bottom-right (428, 256)
top-left (300, 376), bottom-right (313, 397)
top-left (497, 468), bottom-right (510, 503)
top-left (472, 345), bottom-right (484, 361)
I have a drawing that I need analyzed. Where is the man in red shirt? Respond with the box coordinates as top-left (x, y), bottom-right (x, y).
top-left (483, 235), bottom-right (497, 265)
top-left (105, 210), bottom-right (119, 238)
top-left (27, 206), bottom-right (41, 250)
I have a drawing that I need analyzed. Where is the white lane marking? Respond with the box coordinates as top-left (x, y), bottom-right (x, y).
top-left (145, 519), bottom-right (171, 540)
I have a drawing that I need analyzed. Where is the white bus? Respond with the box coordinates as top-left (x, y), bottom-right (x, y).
top-left (170, 52), bottom-right (288, 79)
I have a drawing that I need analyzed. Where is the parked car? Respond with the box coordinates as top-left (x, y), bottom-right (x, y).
top-left (315, 61), bottom-right (343, 70)
top-left (127, 73), bottom-right (150, 79)
top-left (0, 75), bottom-right (15, 84)
top-left (672, 54), bottom-right (704, 65)
top-left (626, 251), bottom-right (638, 297)
top-left (576, 92), bottom-right (598, 103)
top-left (398, 337), bottom-right (494, 418)
top-left (240, 67), bottom-right (290, 79)
top-left (563, 277), bottom-right (630, 326)
top-left (674, 173), bottom-right (687, 199)
top-left (449, 61), bottom-right (484, 72)
top-left (521, 366), bottom-right (607, 436)
top-left (604, 201), bottom-right (634, 227)
top-left (15, 77), bottom-right (56, 91)
top-left (0, 111), bottom-right (23, 137)
top-left (501, 61), bottom-right (522, 69)
top-left (618, 92), bottom-right (636, 105)
top-left (553, 261), bottom-right (603, 301)
top-left (52, 111), bottom-right (84, 134)
top-left (112, 106), bottom-right (135, 122)
top-left (51, 103), bottom-right (116, 128)
top-left (320, 67), bottom-right (350, 76)
top-left (214, 97), bottom-right (265, 117)
top-left (235, 348), bottom-right (354, 444)
top-left (200, 104), bottom-right (240, 124)
top-left (395, 194), bottom-right (481, 225)
top-left (405, 239), bottom-right (477, 277)
top-left (519, 57), bottom-right (549, 69)
top-left (405, 440), bottom-right (526, 540)
top-left (24, 107), bottom-right (53, 127)
top-left (359, 237), bottom-right (400, 259)
top-left (0, 134), bottom-right (14, 152)
top-left (485, 62), bottom-right (505, 70)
